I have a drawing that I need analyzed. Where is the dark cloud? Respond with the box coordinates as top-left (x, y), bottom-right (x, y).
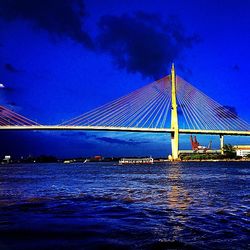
top-left (0, 3), bottom-right (199, 78)
top-left (96, 136), bottom-right (143, 145)
top-left (215, 105), bottom-right (238, 119)
top-left (7, 101), bottom-right (18, 107)
top-left (0, 0), bottom-right (93, 48)
top-left (97, 12), bottom-right (200, 78)
top-left (4, 63), bottom-right (20, 73)
top-left (0, 131), bottom-right (95, 158)
top-left (60, 132), bottom-right (145, 145)
top-left (0, 85), bottom-right (13, 92)
top-left (60, 132), bottom-right (87, 137)
top-left (232, 64), bottom-right (240, 71)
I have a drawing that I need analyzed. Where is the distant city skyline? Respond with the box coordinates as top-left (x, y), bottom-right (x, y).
top-left (1, 0), bottom-right (250, 157)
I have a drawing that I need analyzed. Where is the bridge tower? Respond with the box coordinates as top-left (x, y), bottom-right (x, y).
top-left (170, 63), bottom-right (179, 160)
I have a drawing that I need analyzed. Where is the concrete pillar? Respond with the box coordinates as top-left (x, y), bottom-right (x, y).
top-left (220, 135), bottom-right (224, 154)
top-left (171, 132), bottom-right (179, 160)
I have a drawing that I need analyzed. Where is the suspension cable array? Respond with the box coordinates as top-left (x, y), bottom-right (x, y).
top-left (61, 76), bottom-right (172, 129)
top-left (176, 76), bottom-right (250, 131)
top-left (0, 106), bottom-right (40, 126)
top-left (61, 75), bottom-right (250, 131)
top-left (0, 74), bottom-right (249, 132)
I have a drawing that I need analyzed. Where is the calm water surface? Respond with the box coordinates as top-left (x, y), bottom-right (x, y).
top-left (0, 162), bottom-right (249, 249)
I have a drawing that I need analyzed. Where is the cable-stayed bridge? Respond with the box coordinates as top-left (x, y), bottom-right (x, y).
top-left (1, 64), bottom-right (250, 159)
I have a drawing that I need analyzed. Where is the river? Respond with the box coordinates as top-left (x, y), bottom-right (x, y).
top-left (0, 162), bottom-right (249, 249)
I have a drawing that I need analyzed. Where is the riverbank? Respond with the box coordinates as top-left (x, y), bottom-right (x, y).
top-left (179, 158), bottom-right (250, 162)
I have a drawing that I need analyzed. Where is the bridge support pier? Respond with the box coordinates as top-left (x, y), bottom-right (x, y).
top-left (220, 135), bottom-right (224, 155)
top-left (171, 131), bottom-right (179, 160)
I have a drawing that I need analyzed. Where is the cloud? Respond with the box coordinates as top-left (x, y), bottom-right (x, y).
top-left (0, 130), bottom-right (96, 158)
top-left (97, 12), bottom-right (200, 78)
top-left (4, 63), bottom-right (20, 73)
top-left (6, 101), bottom-right (18, 107)
top-left (60, 132), bottom-right (146, 145)
top-left (0, 0), bottom-right (93, 48)
top-left (96, 136), bottom-right (144, 145)
top-left (0, 4), bottom-right (199, 79)
top-left (232, 64), bottom-right (240, 71)
top-left (60, 131), bottom-right (87, 137)
top-left (0, 85), bottom-right (13, 92)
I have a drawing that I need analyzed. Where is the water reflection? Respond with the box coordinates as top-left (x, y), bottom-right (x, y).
top-left (167, 163), bottom-right (192, 237)
top-left (167, 163), bottom-right (192, 210)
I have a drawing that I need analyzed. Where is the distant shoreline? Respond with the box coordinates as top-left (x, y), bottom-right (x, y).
top-left (178, 159), bottom-right (250, 162)
top-left (2, 156), bottom-right (250, 165)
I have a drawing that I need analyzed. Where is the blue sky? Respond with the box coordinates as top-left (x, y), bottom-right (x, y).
top-left (0, 0), bottom-right (250, 158)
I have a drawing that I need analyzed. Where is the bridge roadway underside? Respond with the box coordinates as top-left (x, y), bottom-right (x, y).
top-left (0, 126), bottom-right (250, 136)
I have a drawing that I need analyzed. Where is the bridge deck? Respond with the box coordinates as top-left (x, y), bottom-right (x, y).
top-left (0, 126), bottom-right (250, 136)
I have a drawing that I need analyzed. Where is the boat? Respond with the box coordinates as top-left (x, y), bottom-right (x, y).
top-left (63, 160), bottom-right (74, 164)
top-left (119, 157), bottom-right (154, 165)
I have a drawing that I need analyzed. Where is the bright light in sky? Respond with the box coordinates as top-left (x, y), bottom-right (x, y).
top-left (0, 83), bottom-right (5, 88)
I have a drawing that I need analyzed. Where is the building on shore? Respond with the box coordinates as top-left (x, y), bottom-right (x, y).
top-left (1, 155), bottom-right (11, 164)
top-left (234, 145), bottom-right (250, 157)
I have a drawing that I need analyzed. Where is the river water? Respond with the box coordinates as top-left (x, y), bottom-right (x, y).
top-left (0, 162), bottom-right (249, 249)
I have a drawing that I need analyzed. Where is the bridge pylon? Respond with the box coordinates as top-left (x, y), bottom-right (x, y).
top-left (170, 63), bottom-right (179, 160)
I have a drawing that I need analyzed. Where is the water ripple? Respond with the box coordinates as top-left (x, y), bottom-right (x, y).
top-left (0, 162), bottom-right (249, 249)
